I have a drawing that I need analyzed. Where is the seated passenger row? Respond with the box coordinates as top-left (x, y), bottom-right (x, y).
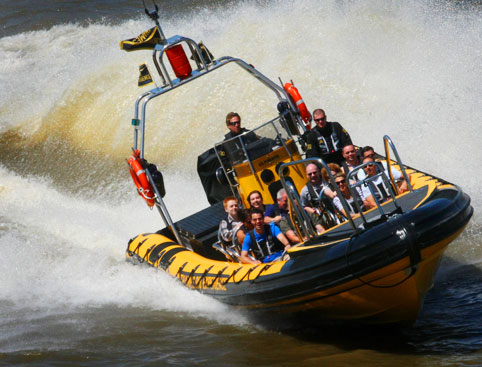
top-left (217, 193), bottom-right (291, 264)
top-left (218, 144), bottom-right (409, 264)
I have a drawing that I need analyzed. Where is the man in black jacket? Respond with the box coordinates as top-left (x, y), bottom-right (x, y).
top-left (305, 108), bottom-right (352, 165)
top-left (224, 112), bottom-right (245, 139)
top-left (220, 112), bottom-right (257, 165)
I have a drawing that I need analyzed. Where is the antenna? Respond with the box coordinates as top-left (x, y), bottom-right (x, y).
top-left (142, 0), bottom-right (166, 42)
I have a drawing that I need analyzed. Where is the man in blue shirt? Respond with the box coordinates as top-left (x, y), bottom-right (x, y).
top-left (240, 208), bottom-right (291, 264)
top-left (264, 188), bottom-right (290, 224)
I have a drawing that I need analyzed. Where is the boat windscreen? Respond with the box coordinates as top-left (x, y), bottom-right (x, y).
top-left (216, 117), bottom-right (292, 167)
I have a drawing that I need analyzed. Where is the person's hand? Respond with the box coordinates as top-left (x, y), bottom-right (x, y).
top-left (304, 207), bottom-right (316, 214)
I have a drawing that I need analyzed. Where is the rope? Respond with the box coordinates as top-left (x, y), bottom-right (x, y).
top-left (186, 265), bottom-right (201, 286)
top-left (234, 263), bottom-right (274, 284)
top-left (142, 244), bottom-right (156, 262)
top-left (153, 249), bottom-right (167, 267)
top-left (250, 264), bottom-right (272, 283)
top-left (205, 266), bottom-right (228, 287)
top-left (194, 265), bottom-right (214, 287)
top-left (345, 231), bottom-right (416, 289)
top-left (176, 262), bottom-right (188, 280)
top-left (233, 267), bottom-right (255, 284)
top-left (220, 267), bottom-right (243, 285)
top-left (127, 238), bottom-right (148, 262)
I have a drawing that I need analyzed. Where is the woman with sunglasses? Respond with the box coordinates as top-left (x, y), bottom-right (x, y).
top-left (332, 172), bottom-right (368, 218)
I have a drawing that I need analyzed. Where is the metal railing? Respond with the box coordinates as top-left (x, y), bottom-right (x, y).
top-left (383, 135), bottom-right (413, 193)
top-left (278, 136), bottom-right (412, 239)
top-left (346, 161), bottom-right (403, 223)
top-left (278, 158), bottom-right (359, 239)
top-left (213, 116), bottom-right (298, 189)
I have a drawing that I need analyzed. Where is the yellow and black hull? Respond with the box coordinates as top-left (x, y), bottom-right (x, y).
top-left (126, 181), bottom-right (472, 325)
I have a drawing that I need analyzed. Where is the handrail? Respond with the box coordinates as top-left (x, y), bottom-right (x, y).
top-left (279, 158), bottom-right (359, 238)
top-left (133, 91), bottom-right (153, 156)
top-left (131, 58), bottom-right (296, 250)
top-left (133, 53), bottom-right (296, 158)
top-left (213, 116), bottom-right (298, 193)
top-left (271, 122), bottom-right (295, 162)
top-left (383, 135), bottom-right (413, 192)
top-left (285, 179), bottom-right (317, 238)
top-left (144, 165), bottom-right (187, 249)
top-left (347, 162), bottom-right (402, 219)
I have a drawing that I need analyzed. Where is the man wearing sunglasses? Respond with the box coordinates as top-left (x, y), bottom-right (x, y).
top-left (225, 112), bottom-right (244, 138)
top-left (219, 112), bottom-right (257, 165)
top-left (305, 108), bottom-right (352, 165)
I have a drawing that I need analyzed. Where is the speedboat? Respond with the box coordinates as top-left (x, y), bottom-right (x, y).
top-left (122, 5), bottom-right (473, 325)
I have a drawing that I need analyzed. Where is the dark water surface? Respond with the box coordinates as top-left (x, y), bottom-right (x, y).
top-left (0, 0), bottom-right (481, 366)
top-left (1, 0), bottom-right (219, 38)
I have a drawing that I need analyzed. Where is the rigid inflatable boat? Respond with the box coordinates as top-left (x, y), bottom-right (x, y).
top-left (123, 6), bottom-right (473, 325)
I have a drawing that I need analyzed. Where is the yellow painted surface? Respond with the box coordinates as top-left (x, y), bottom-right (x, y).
top-left (234, 140), bottom-right (306, 206)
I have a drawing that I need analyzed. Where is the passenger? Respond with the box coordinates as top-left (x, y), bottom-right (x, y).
top-left (359, 146), bottom-right (410, 192)
top-left (305, 108), bottom-right (353, 165)
top-left (247, 190), bottom-right (276, 224)
top-left (233, 209), bottom-right (253, 251)
top-left (341, 144), bottom-right (361, 175)
top-left (356, 145), bottom-right (410, 184)
top-left (332, 172), bottom-right (368, 218)
top-left (278, 188), bottom-right (325, 243)
top-left (218, 196), bottom-right (242, 243)
top-left (360, 145), bottom-right (376, 160)
top-left (356, 146), bottom-right (378, 180)
top-left (360, 157), bottom-right (409, 207)
top-left (321, 163), bottom-right (343, 187)
top-left (220, 112), bottom-right (257, 165)
top-left (300, 163), bottom-right (335, 216)
top-left (264, 188), bottom-right (290, 224)
top-left (240, 208), bottom-right (291, 265)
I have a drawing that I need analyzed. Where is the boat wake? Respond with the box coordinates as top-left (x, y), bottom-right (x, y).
top-left (0, 166), bottom-right (245, 327)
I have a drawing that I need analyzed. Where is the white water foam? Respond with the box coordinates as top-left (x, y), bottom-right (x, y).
top-left (0, 166), bottom-right (245, 327)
